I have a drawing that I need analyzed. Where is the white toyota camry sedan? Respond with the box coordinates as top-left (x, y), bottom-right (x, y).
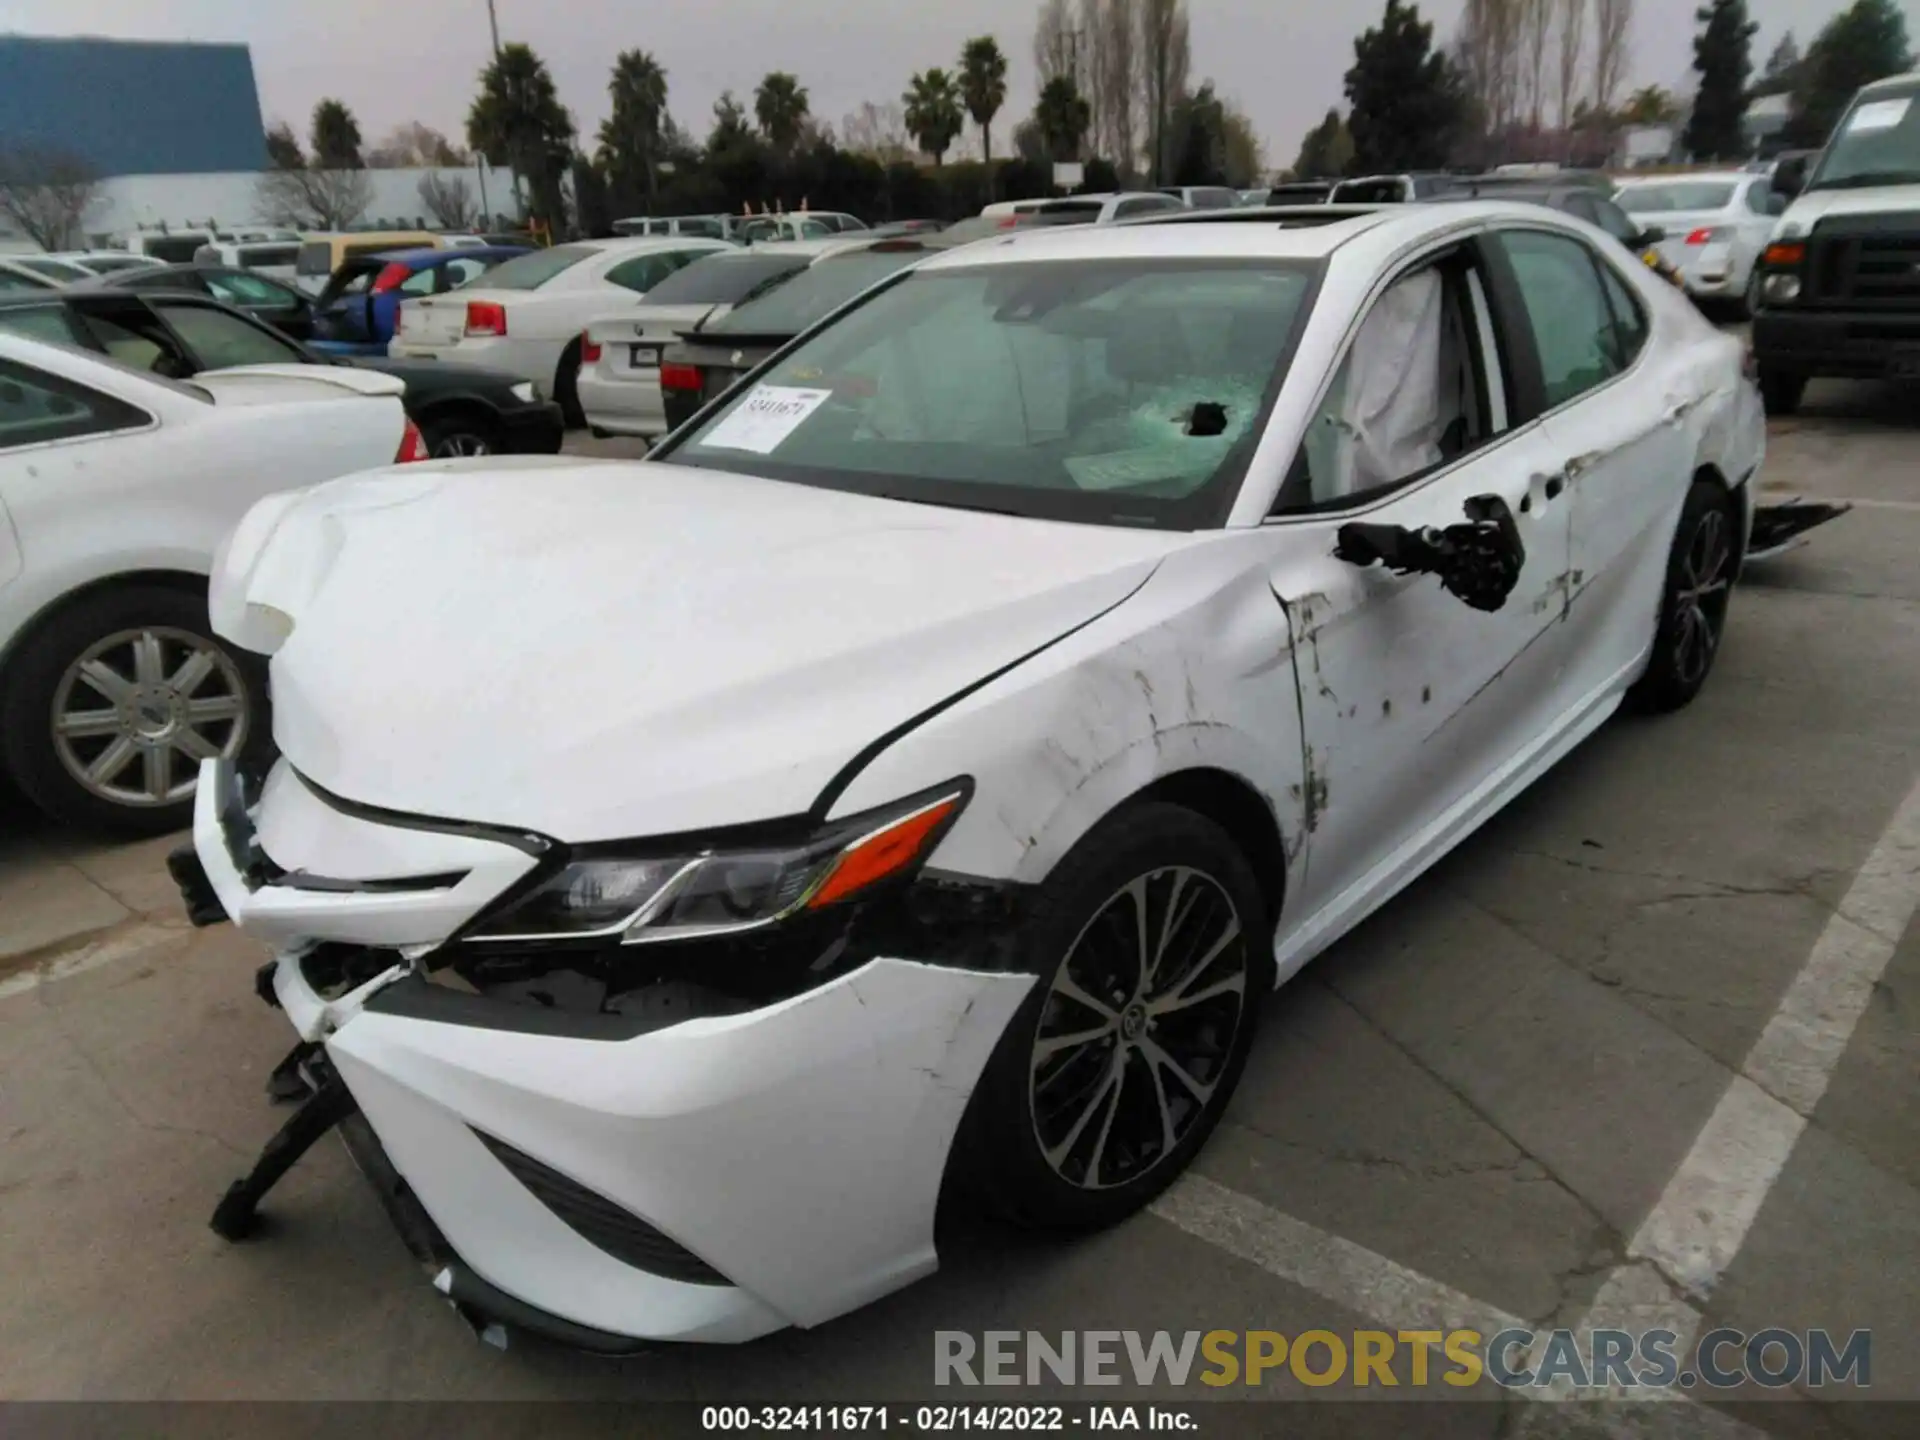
top-left (182, 202), bottom-right (1764, 1350)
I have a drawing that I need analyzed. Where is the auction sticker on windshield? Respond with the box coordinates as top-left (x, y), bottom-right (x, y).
top-left (1846, 98), bottom-right (1912, 132)
top-left (699, 385), bottom-right (832, 454)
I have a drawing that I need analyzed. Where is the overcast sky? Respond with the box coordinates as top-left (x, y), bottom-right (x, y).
top-left (8, 0), bottom-right (1916, 165)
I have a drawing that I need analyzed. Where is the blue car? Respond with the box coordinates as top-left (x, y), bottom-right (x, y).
top-left (309, 245), bottom-right (528, 355)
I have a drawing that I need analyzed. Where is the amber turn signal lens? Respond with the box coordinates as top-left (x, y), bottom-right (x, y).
top-left (1764, 242), bottom-right (1806, 268)
top-left (806, 795), bottom-right (963, 910)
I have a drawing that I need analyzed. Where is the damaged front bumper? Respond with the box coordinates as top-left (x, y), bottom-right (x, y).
top-left (186, 759), bottom-right (1034, 1346)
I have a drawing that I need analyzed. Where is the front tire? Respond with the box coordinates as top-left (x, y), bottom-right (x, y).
top-left (0, 585), bottom-right (271, 834)
top-left (957, 802), bottom-right (1270, 1231)
top-left (1630, 480), bottom-right (1739, 714)
top-left (420, 409), bottom-right (499, 458)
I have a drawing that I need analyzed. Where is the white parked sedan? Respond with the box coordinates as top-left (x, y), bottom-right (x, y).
top-left (0, 331), bottom-right (425, 833)
top-left (389, 237), bottom-right (731, 425)
top-left (184, 202), bottom-right (1764, 1351)
top-left (578, 241), bottom-right (873, 442)
top-left (1615, 171), bottom-right (1785, 312)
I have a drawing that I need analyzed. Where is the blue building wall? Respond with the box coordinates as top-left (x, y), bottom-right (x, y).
top-left (0, 36), bottom-right (268, 176)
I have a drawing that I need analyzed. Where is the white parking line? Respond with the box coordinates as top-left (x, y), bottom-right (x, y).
top-left (1152, 1176), bottom-right (1767, 1438)
top-left (1599, 773), bottom-right (1920, 1307)
top-left (0, 922), bottom-right (186, 1004)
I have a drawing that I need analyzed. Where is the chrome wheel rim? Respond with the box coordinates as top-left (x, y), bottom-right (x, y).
top-left (430, 431), bottom-right (492, 458)
top-left (50, 627), bottom-right (249, 808)
top-left (1029, 866), bottom-right (1248, 1191)
top-left (1672, 508), bottom-right (1733, 688)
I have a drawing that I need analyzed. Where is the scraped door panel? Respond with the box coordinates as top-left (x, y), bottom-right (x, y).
top-left (1264, 426), bottom-right (1574, 972)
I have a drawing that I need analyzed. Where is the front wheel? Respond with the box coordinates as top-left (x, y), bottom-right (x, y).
top-left (1630, 480), bottom-right (1739, 714)
top-left (420, 410), bottom-right (499, 458)
top-left (0, 585), bottom-right (271, 834)
top-left (956, 802), bottom-right (1270, 1231)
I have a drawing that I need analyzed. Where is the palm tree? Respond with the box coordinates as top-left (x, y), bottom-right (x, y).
top-left (1034, 75), bottom-right (1092, 163)
top-left (468, 43), bottom-right (575, 229)
top-left (958, 36), bottom-right (1009, 168)
top-left (903, 69), bottom-right (966, 166)
top-left (599, 50), bottom-right (669, 205)
top-left (754, 72), bottom-right (810, 155)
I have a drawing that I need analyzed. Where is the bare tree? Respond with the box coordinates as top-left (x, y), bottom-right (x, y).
top-left (1034, 0), bottom-right (1078, 84)
top-left (1082, 0), bottom-right (1138, 175)
top-left (841, 100), bottom-right (915, 162)
top-left (1592, 0), bottom-right (1634, 120)
top-left (1520, 0), bottom-right (1553, 128)
top-left (1139, 0), bottom-right (1190, 184)
top-left (418, 170), bottom-right (476, 228)
top-left (253, 165), bottom-right (373, 230)
top-left (1456, 0), bottom-right (1524, 134)
top-left (0, 146), bottom-right (101, 251)
top-left (369, 122), bottom-right (468, 168)
top-left (1554, 0), bottom-right (1587, 131)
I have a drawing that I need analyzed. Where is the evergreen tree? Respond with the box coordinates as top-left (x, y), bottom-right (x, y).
top-left (1787, 0), bottom-right (1914, 146)
top-left (311, 99), bottom-right (364, 169)
top-left (1684, 0), bottom-right (1758, 161)
top-left (1344, 0), bottom-right (1463, 173)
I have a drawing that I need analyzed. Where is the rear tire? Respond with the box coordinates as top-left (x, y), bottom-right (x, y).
top-left (554, 343), bottom-right (585, 429)
top-left (1758, 369), bottom-right (1805, 416)
top-left (0, 585), bottom-right (272, 835)
top-left (419, 409), bottom-right (500, 458)
top-left (1630, 480), bottom-right (1739, 715)
top-left (955, 802), bottom-right (1270, 1232)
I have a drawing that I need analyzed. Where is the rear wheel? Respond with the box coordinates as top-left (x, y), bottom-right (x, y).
top-left (553, 342), bottom-right (585, 429)
top-left (420, 409), bottom-right (499, 458)
top-left (0, 585), bottom-right (272, 834)
top-left (956, 803), bottom-right (1269, 1231)
top-left (1630, 480), bottom-right (1739, 714)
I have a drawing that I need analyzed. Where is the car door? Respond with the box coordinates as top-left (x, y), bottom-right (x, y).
top-left (1257, 235), bottom-right (1578, 951)
top-left (1488, 226), bottom-right (1693, 706)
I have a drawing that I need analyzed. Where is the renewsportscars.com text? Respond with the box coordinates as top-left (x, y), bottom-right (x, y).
top-left (934, 1328), bottom-right (1871, 1391)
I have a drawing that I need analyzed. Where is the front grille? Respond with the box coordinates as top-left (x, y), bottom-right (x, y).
top-left (474, 1130), bottom-right (732, 1286)
top-left (1806, 213), bottom-right (1920, 309)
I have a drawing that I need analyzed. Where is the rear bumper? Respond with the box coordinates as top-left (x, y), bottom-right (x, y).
top-left (578, 370), bottom-right (667, 437)
top-left (1752, 308), bottom-right (1920, 378)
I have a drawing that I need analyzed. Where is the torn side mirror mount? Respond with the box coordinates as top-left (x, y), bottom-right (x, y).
top-left (1334, 494), bottom-right (1527, 613)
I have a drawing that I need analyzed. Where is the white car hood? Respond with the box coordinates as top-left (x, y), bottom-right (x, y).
top-left (1775, 183), bottom-right (1920, 237)
top-left (224, 459), bottom-right (1180, 841)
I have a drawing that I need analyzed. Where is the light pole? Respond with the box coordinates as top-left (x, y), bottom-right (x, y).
top-left (483, 0), bottom-right (526, 223)
top-left (486, 0), bottom-right (501, 55)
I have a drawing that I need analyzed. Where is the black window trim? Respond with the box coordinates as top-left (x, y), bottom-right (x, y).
top-left (1262, 230), bottom-right (1543, 526)
top-left (0, 354), bottom-right (156, 455)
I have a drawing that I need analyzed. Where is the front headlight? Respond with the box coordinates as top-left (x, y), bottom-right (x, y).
top-left (509, 380), bottom-right (536, 403)
top-left (467, 783), bottom-right (970, 943)
top-left (1762, 273), bottom-right (1802, 304)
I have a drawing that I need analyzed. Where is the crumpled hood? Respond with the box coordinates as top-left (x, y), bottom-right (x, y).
top-left (218, 458), bottom-right (1178, 841)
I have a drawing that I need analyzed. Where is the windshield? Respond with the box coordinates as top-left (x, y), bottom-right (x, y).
top-left (704, 248), bottom-right (933, 336)
top-left (1330, 178), bottom-right (1407, 204)
top-left (663, 259), bottom-right (1319, 530)
top-left (478, 244), bottom-right (597, 290)
top-left (1807, 86), bottom-right (1920, 190)
top-left (1620, 182), bottom-right (1737, 212)
top-left (643, 251), bottom-right (812, 306)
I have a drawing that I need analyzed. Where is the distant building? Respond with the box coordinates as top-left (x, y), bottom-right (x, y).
top-left (1615, 125), bottom-right (1682, 169)
top-left (0, 34), bottom-right (269, 176)
top-left (1744, 93), bottom-right (1794, 158)
top-left (0, 35), bottom-right (521, 250)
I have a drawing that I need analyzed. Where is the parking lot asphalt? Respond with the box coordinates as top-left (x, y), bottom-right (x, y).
top-left (0, 388), bottom-right (1915, 1436)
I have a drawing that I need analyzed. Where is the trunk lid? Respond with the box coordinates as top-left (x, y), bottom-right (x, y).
top-left (193, 364), bottom-right (408, 406)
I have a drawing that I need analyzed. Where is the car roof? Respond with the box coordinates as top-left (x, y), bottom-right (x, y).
top-left (1859, 70), bottom-right (1920, 97)
top-left (1614, 171), bottom-right (1752, 187)
top-left (913, 208), bottom-right (1400, 270)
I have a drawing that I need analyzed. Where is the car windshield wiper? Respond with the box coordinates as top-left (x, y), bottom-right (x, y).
top-left (1807, 169), bottom-right (1920, 191)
